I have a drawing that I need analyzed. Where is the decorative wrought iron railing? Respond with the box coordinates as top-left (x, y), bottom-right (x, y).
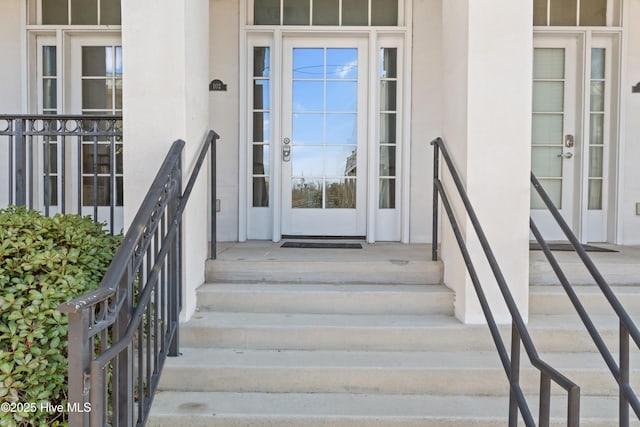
top-left (530, 172), bottom-right (640, 426)
top-left (431, 137), bottom-right (580, 426)
top-left (0, 114), bottom-right (123, 234)
top-left (58, 130), bottom-right (219, 426)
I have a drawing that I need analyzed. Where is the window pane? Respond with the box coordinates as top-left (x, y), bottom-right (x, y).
top-left (292, 146), bottom-right (323, 176)
top-left (253, 177), bottom-right (269, 207)
top-left (254, 81), bottom-right (270, 109)
top-left (255, 0), bottom-right (281, 24)
top-left (380, 48), bottom-right (397, 78)
top-left (531, 179), bottom-right (562, 209)
top-left (326, 146), bottom-right (356, 176)
top-left (83, 176), bottom-right (110, 206)
top-left (292, 178), bottom-right (322, 208)
top-left (380, 113), bottom-right (396, 144)
top-left (588, 179), bottom-right (602, 209)
top-left (253, 112), bottom-right (270, 142)
top-left (326, 114), bottom-right (357, 145)
top-left (254, 47), bottom-right (271, 77)
top-left (326, 81), bottom-right (357, 112)
top-left (372, 0), bottom-right (397, 26)
top-left (533, 0), bottom-right (548, 25)
top-left (379, 178), bottom-right (395, 208)
top-left (43, 80), bottom-right (57, 110)
top-left (380, 81), bottom-right (397, 111)
top-left (580, 0), bottom-right (607, 26)
top-left (71, 0), bottom-right (98, 25)
top-left (43, 46), bottom-right (57, 77)
top-left (293, 48), bottom-right (323, 78)
top-left (293, 81), bottom-right (324, 111)
top-left (550, 0), bottom-right (577, 26)
top-left (313, 0), bottom-right (339, 25)
top-left (326, 178), bottom-right (356, 208)
top-left (532, 114), bottom-right (563, 145)
top-left (326, 49), bottom-right (358, 79)
top-left (113, 79), bottom-right (123, 109)
top-left (101, 0), bottom-right (121, 25)
top-left (83, 47), bottom-right (107, 76)
top-left (589, 146), bottom-right (603, 177)
top-left (342, 0), bottom-right (368, 25)
top-left (253, 144), bottom-right (270, 175)
top-left (293, 113), bottom-right (323, 144)
top-left (42, 0), bottom-right (68, 24)
top-left (533, 82), bottom-right (564, 112)
top-left (531, 146), bottom-right (563, 177)
top-left (83, 80), bottom-right (111, 109)
top-left (533, 49), bottom-right (564, 79)
top-left (379, 146), bottom-right (396, 176)
top-left (590, 81), bottom-right (605, 111)
top-left (83, 144), bottom-right (113, 173)
top-left (284, 0), bottom-right (310, 25)
top-left (589, 113), bottom-right (604, 145)
top-left (47, 176), bottom-right (58, 206)
top-left (591, 48), bottom-right (605, 79)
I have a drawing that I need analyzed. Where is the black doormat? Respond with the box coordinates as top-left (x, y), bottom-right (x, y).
top-left (281, 241), bottom-right (363, 249)
top-left (529, 242), bottom-right (618, 252)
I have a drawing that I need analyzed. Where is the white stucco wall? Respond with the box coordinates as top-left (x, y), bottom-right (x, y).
top-left (441, 0), bottom-right (532, 323)
top-left (122, 0), bottom-right (210, 320)
top-left (409, 0), bottom-right (443, 243)
top-left (0, 0), bottom-right (23, 115)
top-left (210, 0), bottom-right (241, 242)
top-left (620, 0), bottom-right (640, 244)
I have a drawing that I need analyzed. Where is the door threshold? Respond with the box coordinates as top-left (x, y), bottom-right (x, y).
top-left (281, 235), bottom-right (366, 240)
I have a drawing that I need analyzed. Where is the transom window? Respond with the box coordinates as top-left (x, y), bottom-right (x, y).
top-left (30, 0), bottom-right (121, 25)
top-left (253, 0), bottom-right (398, 26)
top-left (533, 0), bottom-right (621, 26)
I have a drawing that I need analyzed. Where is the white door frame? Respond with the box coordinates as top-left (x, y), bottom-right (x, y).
top-left (532, 30), bottom-right (621, 243)
top-left (242, 28), bottom-right (410, 242)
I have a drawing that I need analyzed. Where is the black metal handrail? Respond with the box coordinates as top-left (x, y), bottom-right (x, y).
top-left (59, 130), bottom-right (219, 426)
top-left (0, 115), bottom-right (123, 234)
top-left (530, 172), bottom-right (640, 425)
top-left (431, 137), bottom-right (580, 426)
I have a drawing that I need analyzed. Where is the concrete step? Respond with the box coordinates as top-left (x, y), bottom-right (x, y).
top-left (529, 247), bottom-right (640, 286)
top-left (181, 311), bottom-right (627, 352)
top-left (530, 284), bottom-right (640, 317)
top-left (147, 391), bottom-right (628, 427)
top-left (196, 283), bottom-right (454, 315)
top-left (159, 348), bottom-right (640, 397)
top-left (205, 258), bottom-right (443, 285)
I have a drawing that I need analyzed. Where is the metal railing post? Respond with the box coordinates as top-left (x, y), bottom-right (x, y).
top-left (509, 326), bottom-right (521, 427)
top-left (15, 118), bottom-right (26, 206)
top-left (431, 138), bottom-right (440, 261)
top-left (211, 133), bottom-right (218, 260)
top-left (66, 309), bottom-right (91, 427)
top-left (621, 322), bottom-right (630, 427)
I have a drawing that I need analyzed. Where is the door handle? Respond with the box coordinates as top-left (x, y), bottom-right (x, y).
top-left (557, 152), bottom-right (573, 159)
top-left (283, 145), bottom-right (291, 162)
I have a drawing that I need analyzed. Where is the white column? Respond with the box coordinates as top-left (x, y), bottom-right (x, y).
top-left (122, 0), bottom-right (210, 320)
top-left (440, 0), bottom-right (532, 323)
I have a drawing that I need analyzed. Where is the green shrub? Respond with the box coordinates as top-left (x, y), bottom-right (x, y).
top-left (0, 206), bottom-right (121, 427)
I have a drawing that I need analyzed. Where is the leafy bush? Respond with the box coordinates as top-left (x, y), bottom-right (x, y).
top-left (0, 206), bottom-right (121, 426)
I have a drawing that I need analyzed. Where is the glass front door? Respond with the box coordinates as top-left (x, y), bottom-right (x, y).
top-left (281, 38), bottom-right (367, 236)
top-left (530, 37), bottom-right (578, 240)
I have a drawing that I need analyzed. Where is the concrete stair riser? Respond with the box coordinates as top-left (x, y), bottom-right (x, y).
top-left (196, 283), bottom-right (454, 315)
top-left (205, 260), bottom-right (443, 285)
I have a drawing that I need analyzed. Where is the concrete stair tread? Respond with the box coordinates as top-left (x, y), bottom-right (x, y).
top-left (168, 347), bottom-right (639, 370)
top-left (198, 282), bottom-right (452, 293)
top-left (186, 312), bottom-right (466, 328)
top-left (148, 391), bottom-right (626, 426)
